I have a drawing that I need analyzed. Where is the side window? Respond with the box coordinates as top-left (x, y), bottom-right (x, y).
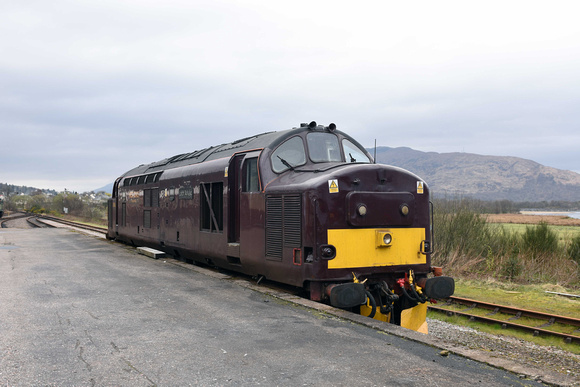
top-left (342, 139), bottom-right (371, 163)
top-left (271, 137), bottom-right (306, 173)
top-left (200, 182), bottom-right (223, 232)
top-left (243, 158), bottom-right (260, 192)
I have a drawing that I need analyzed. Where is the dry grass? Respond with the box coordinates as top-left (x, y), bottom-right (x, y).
top-left (432, 206), bottom-right (580, 287)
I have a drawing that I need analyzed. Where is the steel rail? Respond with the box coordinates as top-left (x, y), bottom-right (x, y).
top-left (26, 217), bottom-right (53, 228)
top-left (447, 296), bottom-right (580, 327)
top-left (429, 297), bottom-right (580, 344)
top-left (37, 215), bottom-right (107, 234)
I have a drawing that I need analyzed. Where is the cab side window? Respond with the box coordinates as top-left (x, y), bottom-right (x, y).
top-left (342, 139), bottom-right (371, 163)
top-left (243, 158), bottom-right (260, 192)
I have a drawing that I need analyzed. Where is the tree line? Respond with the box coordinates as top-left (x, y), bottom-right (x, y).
top-left (3, 191), bottom-right (109, 225)
top-left (435, 197), bottom-right (580, 214)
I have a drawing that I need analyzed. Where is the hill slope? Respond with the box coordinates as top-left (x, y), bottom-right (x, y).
top-left (373, 147), bottom-right (580, 201)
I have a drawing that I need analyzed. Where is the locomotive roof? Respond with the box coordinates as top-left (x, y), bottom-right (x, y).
top-left (121, 123), bottom-right (371, 178)
top-left (121, 128), bottom-right (299, 177)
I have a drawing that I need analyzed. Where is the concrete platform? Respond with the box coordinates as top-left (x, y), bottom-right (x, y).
top-left (0, 228), bottom-right (549, 386)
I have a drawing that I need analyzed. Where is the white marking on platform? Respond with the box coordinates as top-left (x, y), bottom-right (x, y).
top-left (137, 247), bottom-right (167, 259)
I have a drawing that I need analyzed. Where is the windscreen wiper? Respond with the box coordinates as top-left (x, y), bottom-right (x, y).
top-left (277, 156), bottom-right (295, 171)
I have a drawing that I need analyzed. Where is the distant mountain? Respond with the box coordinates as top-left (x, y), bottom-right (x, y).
top-left (372, 147), bottom-right (580, 201)
top-left (93, 182), bottom-right (114, 194)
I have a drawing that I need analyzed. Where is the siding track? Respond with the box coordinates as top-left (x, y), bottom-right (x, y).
top-left (429, 296), bottom-right (580, 344)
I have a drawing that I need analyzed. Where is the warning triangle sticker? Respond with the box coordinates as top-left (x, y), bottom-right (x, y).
top-left (328, 179), bottom-right (339, 193)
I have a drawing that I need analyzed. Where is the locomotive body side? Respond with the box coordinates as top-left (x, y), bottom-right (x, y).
top-left (111, 158), bottom-right (233, 264)
top-left (108, 123), bottom-right (454, 332)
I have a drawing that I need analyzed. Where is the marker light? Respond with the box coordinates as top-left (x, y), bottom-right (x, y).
top-left (357, 204), bottom-right (367, 216)
top-left (400, 204), bottom-right (409, 216)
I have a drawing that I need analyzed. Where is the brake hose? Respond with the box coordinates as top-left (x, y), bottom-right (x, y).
top-left (364, 290), bottom-right (376, 319)
top-left (409, 283), bottom-right (427, 303)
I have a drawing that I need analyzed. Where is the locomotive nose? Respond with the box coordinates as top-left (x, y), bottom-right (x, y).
top-left (346, 191), bottom-right (415, 228)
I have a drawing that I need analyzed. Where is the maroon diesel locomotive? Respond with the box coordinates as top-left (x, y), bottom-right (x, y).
top-left (107, 122), bottom-right (454, 332)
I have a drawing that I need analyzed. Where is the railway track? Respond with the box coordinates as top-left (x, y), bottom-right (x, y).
top-left (429, 296), bottom-right (580, 344)
top-left (36, 215), bottom-right (107, 234)
top-left (26, 216), bottom-right (54, 228)
top-left (1, 213), bottom-right (107, 234)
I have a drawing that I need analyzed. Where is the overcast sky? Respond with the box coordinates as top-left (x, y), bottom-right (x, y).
top-left (1, 0), bottom-right (579, 193)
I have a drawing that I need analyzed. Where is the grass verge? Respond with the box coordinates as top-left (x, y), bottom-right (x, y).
top-left (452, 278), bottom-right (580, 318)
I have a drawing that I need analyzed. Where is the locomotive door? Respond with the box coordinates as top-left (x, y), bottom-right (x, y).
top-left (228, 154), bottom-right (243, 247)
top-left (110, 177), bottom-right (122, 233)
top-left (228, 151), bottom-right (261, 258)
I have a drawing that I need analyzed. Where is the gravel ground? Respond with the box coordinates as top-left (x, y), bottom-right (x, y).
top-left (428, 318), bottom-right (580, 386)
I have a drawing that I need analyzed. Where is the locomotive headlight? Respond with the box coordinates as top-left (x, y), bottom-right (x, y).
top-left (376, 231), bottom-right (393, 248)
top-left (400, 204), bottom-right (409, 216)
top-left (383, 233), bottom-right (392, 245)
top-left (357, 204), bottom-right (367, 216)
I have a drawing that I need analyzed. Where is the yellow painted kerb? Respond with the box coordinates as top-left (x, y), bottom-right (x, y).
top-left (327, 228), bottom-right (426, 269)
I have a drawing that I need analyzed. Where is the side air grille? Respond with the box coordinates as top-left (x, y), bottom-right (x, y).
top-left (266, 195), bottom-right (302, 260)
top-left (143, 210), bottom-right (151, 229)
top-left (283, 196), bottom-right (302, 247)
top-left (266, 196), bottom-right (283, 258)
